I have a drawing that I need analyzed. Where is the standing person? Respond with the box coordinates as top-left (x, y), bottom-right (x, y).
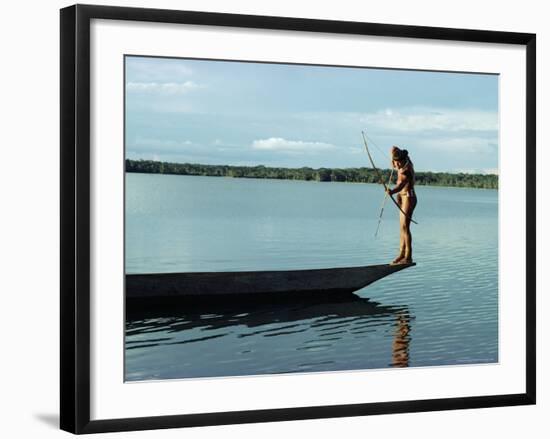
top-left (386, 146), bottom-right (417, 265)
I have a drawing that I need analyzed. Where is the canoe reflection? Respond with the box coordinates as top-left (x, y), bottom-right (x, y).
top-left (126, 294), bottom-right (412, 373)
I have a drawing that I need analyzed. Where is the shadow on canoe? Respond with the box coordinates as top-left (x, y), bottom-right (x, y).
top-left (126, 263), bottom-right (416, 306)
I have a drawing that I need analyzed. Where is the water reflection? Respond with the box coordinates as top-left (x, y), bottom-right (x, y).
top-left (392, 313), bottom-right (411, 367)
top-left (125, 294), bottom-right (413, 380)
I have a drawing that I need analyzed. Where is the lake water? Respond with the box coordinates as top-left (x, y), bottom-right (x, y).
top-left (125, 173), bottom-right (498, 381)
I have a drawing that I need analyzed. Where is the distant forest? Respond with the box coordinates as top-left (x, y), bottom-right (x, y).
top-left (125, 159), bottom-right (498, 189)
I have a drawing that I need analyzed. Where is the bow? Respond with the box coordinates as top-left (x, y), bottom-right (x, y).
top-left (374, 167), bottom-right (394, 238)
top-left (361, 131), bottom-right (418, 225)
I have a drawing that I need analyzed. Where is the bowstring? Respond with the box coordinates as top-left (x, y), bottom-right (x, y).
top-left (363, 131), bottom-right (393, 187)
top-left (363, 131), bottom-right (391, 163)
top-left (363, 131), bottom-right (394, 238)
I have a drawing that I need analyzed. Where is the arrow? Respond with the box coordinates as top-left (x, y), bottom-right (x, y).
top-left (374, 167), bottom-right (394, 237)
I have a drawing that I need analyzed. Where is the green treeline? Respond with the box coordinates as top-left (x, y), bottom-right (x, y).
top-left (125, 159), bottom-right (498, 189)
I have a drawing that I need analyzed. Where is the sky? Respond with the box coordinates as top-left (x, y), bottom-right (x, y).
top-left (125, 56), bottom-right (499, 174)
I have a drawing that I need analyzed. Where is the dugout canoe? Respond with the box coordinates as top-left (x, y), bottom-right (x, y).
top-left (126, 263), bottom-right (415, 302)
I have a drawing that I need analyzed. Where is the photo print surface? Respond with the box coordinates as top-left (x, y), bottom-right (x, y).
top-left (124, 55), bottom-right (499, 381)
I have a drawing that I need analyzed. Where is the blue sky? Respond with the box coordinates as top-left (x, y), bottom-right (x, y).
top-left (125, 56), bottom-right (499, 174)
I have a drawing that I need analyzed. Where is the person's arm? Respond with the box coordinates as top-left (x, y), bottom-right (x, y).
top-left (387, 169), bottom-right (409, 195)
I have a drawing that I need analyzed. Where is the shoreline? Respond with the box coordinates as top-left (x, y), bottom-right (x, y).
top-left (125, 169), bottom-right (498, 191)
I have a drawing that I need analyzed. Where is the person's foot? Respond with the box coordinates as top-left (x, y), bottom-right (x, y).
top-left (390, 255), bottom-right (405, 265)
top-left (399, 258), bottom-right (413, 265)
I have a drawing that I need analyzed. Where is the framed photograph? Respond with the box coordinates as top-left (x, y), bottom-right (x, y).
top-left (60, 4), bottom-right (536, 434)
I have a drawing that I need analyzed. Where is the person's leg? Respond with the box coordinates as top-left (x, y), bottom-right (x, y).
top-left (402, 197), bottom-right (417, 262)
top-left (392, 195), bottom-right (406, 264)
top-left (400, 201), bottom-right (410, 262)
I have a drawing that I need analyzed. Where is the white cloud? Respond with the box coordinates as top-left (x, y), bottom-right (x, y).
top-left (421, 137), bottom-right (497, 154)
top-left (455, 168), bottom-right (499, 175)
top-left (354, 107), bottom-right (499, 157)
top-left (126, 81), bottom-right (200, 95)
top-left (135, 138), bottom-right (192, 146)
top-left (252, 137), bottom-right (335, 152)
top-left (347, 146), bottom-right (362, 155)
top-left (129, 137), bottom-right (194, 152)
top-left (360, 107), bottom-right (498, 133)
top-left (126, 57), bottom-right (193, 81)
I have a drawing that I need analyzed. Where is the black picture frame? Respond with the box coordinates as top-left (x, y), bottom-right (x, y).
top-left (60, 3), bottom-right (536, 434)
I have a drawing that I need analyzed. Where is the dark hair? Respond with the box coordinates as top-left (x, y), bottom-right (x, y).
top-left (392, 146), bottom-right (408, 161)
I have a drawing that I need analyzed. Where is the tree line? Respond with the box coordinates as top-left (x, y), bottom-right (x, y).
top-left (125, 159), bottom-right (498, 189)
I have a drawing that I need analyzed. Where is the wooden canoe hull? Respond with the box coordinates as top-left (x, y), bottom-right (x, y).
top-left (126, 263), bottom-right (415, 301)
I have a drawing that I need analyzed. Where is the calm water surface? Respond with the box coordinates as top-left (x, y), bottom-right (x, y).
top-left (125, 173), bottom-right (498, 381)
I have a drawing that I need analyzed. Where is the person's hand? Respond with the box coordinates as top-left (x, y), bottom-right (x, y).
top-left (386, 187), bottom-right (392, 195)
